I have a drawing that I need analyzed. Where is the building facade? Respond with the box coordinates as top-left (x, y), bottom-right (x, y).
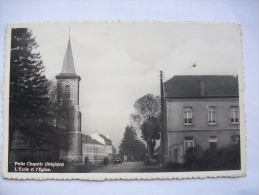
top-left (82, 134), bottom-right (106, 163)
top-left (99, 134), bottom-right (114, 160)
top-left (56, 38), bottom-right (82, 163)
top-left (162, 75), bottom-right (240, 164)
top-left (82, 133), bottom-right (116, 163)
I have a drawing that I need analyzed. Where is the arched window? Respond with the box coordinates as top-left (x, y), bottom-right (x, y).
top-left (64, 85), bottom-right (70, 99)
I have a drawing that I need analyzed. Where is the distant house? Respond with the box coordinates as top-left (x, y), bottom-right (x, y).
top-left (82, 132), bottom-right (116, 163)
top-left (99, 134), bottom-right (114, 160)
top-left (82, 134), bottom-right (106, 163)
top-left (161, 75), bottom-right (240, 164)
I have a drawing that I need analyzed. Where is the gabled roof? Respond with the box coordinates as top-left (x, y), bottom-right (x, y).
top-left (56, 38), bottom-right (80, 80)
top-left (82, 134), bottom-right (105, 146)
top-left (99, 134), bottom-right (112, 145)
top-left (164, 75), bottom-right (239, 98)
top-left (89, 133), bottom-right (106, 145)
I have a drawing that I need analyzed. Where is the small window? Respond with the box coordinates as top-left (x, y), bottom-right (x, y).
top-left (208, 106), bottom-right (216, 125)
top-left (209, 136), bottom-right (217, 153)
top-left (230, 106), bottom-right (239, 124)
top-left (184, 107), bottom-right (192, 125)
top-left (184, 136), bottom-right (194, 152)
top-left (64, 85), bottom-right (70, 99)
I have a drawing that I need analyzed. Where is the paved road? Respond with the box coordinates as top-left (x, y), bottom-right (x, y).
top-left (91, 161), bottom-right (162, 173)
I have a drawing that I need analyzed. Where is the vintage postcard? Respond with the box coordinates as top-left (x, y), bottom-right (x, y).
top-left (2, 21), bottom-right (246, 180)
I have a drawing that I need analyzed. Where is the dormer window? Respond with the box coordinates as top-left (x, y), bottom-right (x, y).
top-left (64, 85), bottom-right (71, 99)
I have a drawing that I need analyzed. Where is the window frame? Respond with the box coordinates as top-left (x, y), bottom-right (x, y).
top-left (183, 107), bottom-right (193, 125)
top-left (208, 106), bottom-right (216, 125)
top-left (230, 106), bottom-right (239, 124)
top-left (209, 136), bottom-right (218, 152)
top-left (64, 85), bottom-right (71, 99)
top-left (184, 136), bottom-right (194, 152)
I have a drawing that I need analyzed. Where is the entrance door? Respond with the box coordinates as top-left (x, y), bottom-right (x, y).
top-left (174, 149), bottom-right (178, 163)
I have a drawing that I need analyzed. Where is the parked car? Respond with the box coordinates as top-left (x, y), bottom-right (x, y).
top-left (112, 158), bottom-right (122, 165)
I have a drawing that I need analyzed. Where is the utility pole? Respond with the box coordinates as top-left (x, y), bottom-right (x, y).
top-left (160, 70), bottom-right (165, 166)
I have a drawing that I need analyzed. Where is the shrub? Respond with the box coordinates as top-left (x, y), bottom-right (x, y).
top-left (182, 139), bottom-right (241, 171)
top-left (166, 161), bottom-right (182, 171)
top-left (144, 158), bottom-right (158, 166)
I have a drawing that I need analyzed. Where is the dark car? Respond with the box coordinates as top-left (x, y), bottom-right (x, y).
top-left (112, 158), bottom-right (122, 165)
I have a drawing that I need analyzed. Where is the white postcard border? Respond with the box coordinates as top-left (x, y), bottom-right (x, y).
top-left (2, 21), bottom-right (246, 180)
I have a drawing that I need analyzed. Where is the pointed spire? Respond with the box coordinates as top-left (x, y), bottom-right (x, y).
top-left (56, 28), bottom-right (80, 80)
top-left (62, 38), bottom-right (76, 74)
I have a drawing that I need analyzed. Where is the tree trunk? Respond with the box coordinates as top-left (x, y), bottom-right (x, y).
top-left (146, 140), bottom-right (149, 159)
top-left (147, 119), bottom-right (152, 159)
top-left (151, 139), bottom-right (156, 157)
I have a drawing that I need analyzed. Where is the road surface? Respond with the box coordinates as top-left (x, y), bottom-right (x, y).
top-left (91, 161), bottom-right (162, 173)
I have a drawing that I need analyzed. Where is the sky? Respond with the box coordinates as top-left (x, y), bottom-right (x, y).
top-left (24, 22), bottom-right (241, 149)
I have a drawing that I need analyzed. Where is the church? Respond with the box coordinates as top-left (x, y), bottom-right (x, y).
top-left (56, 37), bottom-right (82, 163)
top-left (56, 37), bottom-right (116, 163)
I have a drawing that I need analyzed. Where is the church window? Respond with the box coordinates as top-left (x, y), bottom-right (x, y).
top-left (64, 85), bottom-right (70, 99)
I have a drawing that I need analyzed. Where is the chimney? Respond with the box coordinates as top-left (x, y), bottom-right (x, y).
top-left (199, 80), bottom-right (205, 96)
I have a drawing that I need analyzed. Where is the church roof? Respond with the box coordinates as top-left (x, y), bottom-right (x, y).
top-left (56, 38), bottom-right (80, 80)
top-left (164, 75), bottom-right (239, 98)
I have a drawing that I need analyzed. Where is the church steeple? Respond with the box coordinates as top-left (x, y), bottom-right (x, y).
top-left (56, 36), bottom-right (80, 80)
top-left (62, 38), bottom-right (76, 74)
top-left (55, 32), bottom-right (82, 163)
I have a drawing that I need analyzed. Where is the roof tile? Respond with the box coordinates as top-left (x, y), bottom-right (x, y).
top-left (164, 75), bottom-right (239, 98)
